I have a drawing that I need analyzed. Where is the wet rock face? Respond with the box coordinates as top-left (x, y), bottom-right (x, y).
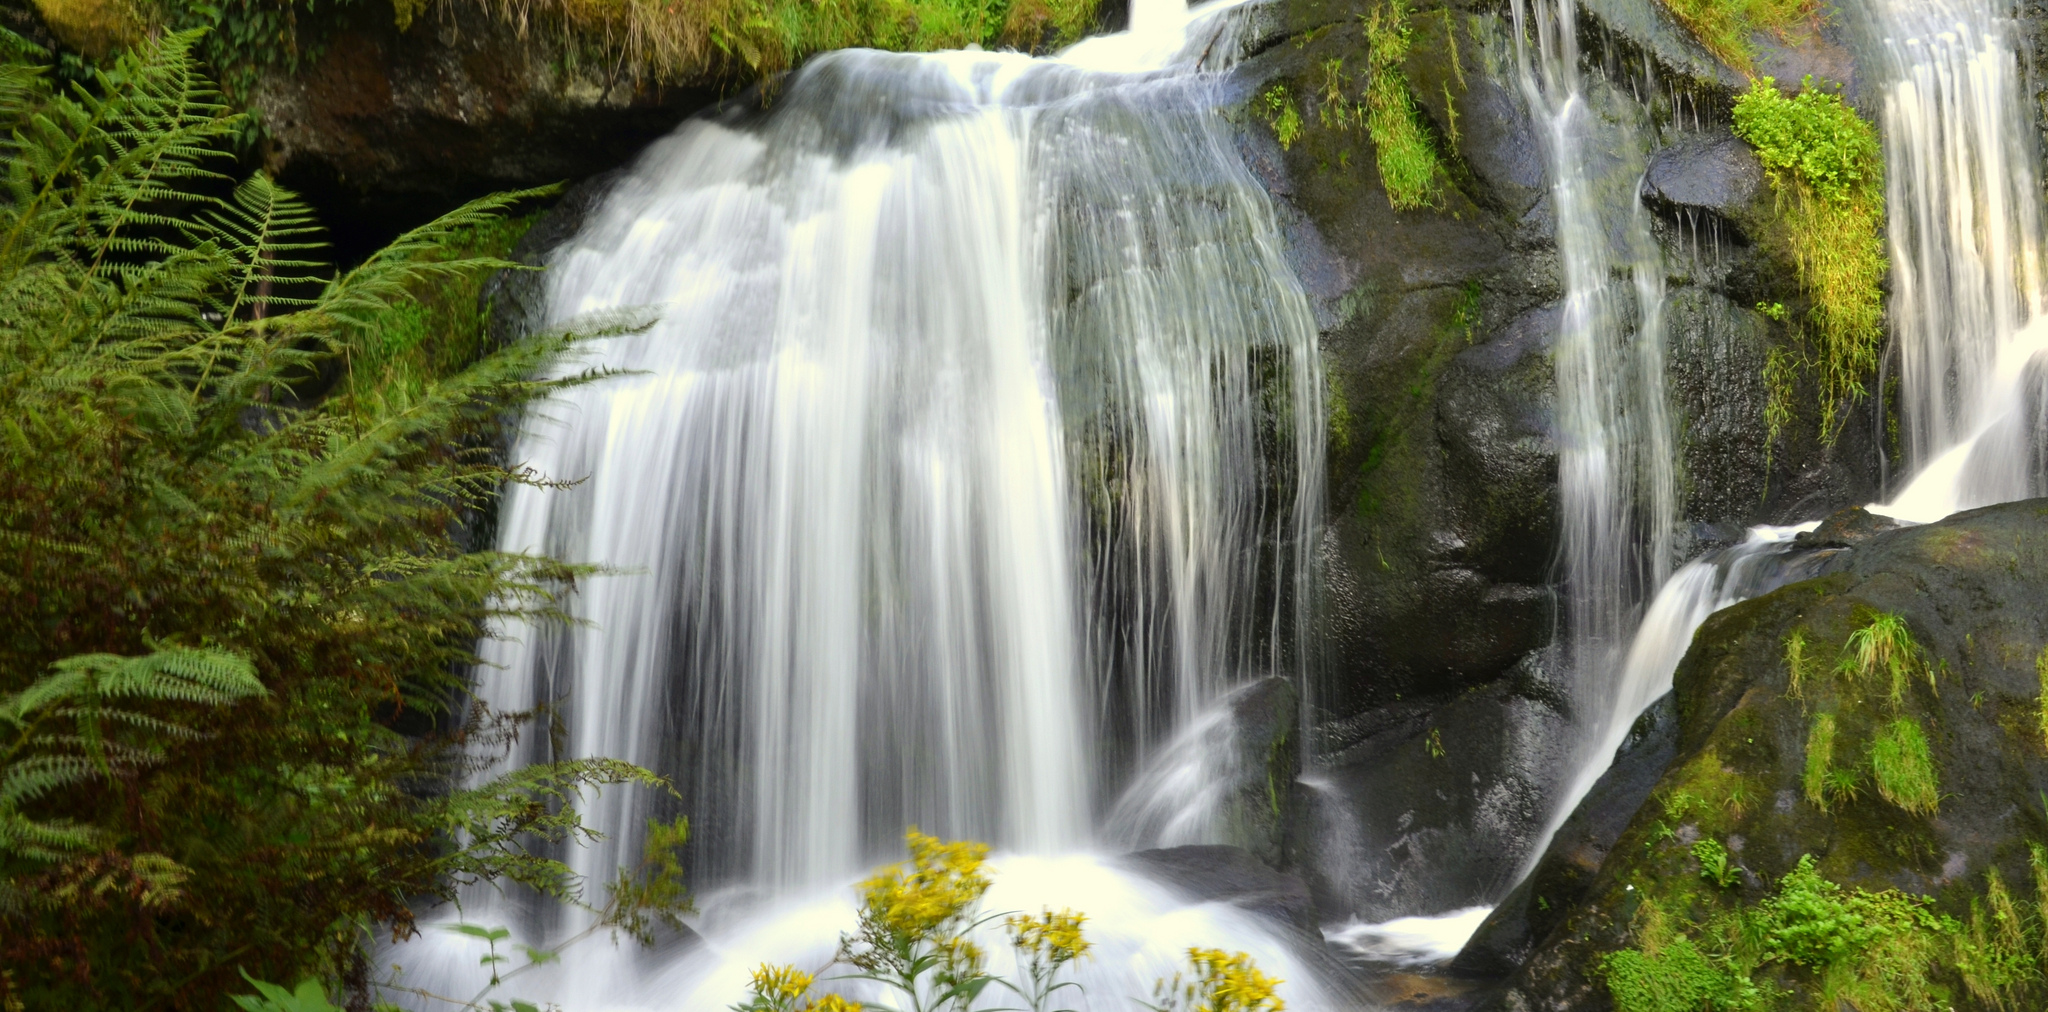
top-left (250, 6), bottom-right (719, 257)
top-left (1489, 498), bottom-right (2048, 1010)
top-left (1238, 0), bottom-right (1882, 918)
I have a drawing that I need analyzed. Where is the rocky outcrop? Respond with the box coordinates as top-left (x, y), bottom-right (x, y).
top-left (249, 5), bottom-right (721, 257)
top-left (1484, 498), bottom-right (2048, 1010)
top-left (1233, 0), bottom-right (1883, 918)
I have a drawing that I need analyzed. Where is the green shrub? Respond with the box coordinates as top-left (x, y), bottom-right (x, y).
top-left (1869, 717), bottom-right (1939, 815)
top-left (1604, 936), bottom-right (1760, 1012)
top-left (1731, 76), bottom-right (1886, 444)
top-left (1693, 838), bottom-right (1741, 890)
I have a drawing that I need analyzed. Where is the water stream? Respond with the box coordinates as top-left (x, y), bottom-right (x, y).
top-left (1508, 0), bottom-right (1678, 874)
top-left (1869, 0), bottom-right (2048, 521)
top-left (386, 1), bottom-right (1336, 1007)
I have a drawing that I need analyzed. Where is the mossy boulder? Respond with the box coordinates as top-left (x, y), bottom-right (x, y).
top-left (1485, 498), bottom-right (2048, 1011)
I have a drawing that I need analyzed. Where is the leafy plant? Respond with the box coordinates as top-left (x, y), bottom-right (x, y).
top-left (0, 30), bottom-right (685, 1009)
top-left (1693, 838), bottom-right (1740, 890)
top-left (1732, 76), bottom-right (1886, 444)
top-left (1869, 717), bottom-right (1939, 815)
top-left (2035, 645), bottom-right (2048, 751)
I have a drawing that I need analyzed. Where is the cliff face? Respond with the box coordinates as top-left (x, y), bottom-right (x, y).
top-left (1226, 0), bottom-right (1886, 917)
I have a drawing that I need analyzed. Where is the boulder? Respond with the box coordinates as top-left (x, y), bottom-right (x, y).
top-left (1120, 844), bottom-right (1321, 936)
top-left (1492, 498), bottom-right (2048, 1010)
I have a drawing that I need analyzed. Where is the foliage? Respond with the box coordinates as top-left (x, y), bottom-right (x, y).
top-left (1359, 0), bottom-right (1444, 210)
top-left (1693, 838), bottom-right (1740, 890)
top-left (1760, 346), bottom-right (1794, 475)
top-left (1799, 712), bottom-right (1838, 810)
top-left (1606, 855), bottom-right (1979, 1012)
top-left (1731, 76), bottom-right (1886, 444)
top-left (1957, 868), bottom-right (2037, 1009)
top-left (1260, 84), bottom-right (1301, 151)
top-left (1868, 717), bottom-right (1939, 815)
top-left (2035, 646), bottom-right (2048, 752)
top-left (0, 31), bottom-right (686, 1010)
top-left (1659, 0), bottom-right (1809, 71)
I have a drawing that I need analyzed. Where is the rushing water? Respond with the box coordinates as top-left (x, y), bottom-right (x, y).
top-left (1507, 0), bottom-right (1677, 870)
top-left (385, 1), bottom-right (1336, 1007)
top-left (1871, 0), bottom-right (2048, 520)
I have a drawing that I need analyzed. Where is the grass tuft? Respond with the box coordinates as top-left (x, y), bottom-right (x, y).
top-left (1835, 611), bottom-right (1933, 709)
top-left (1360, 0), bottom-right (1444, 211)
top-left (1658, 0), bottom-right (1812, 73)
top-left (2035, 645), bottom-right (2048, 752)
top-left (1869, 717), bottom-right (1939, 816)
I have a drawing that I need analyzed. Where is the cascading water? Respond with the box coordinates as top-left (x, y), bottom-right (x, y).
top-left (1508, 0), bottom-right (1678, 867)
top-left (385, 1), bottom-right (1336, 1007)
top-left (1869, 0), bottom-right (2048, 521)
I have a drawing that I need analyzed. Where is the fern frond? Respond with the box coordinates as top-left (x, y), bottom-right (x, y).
top-left (203, 172), bottom-right (329, 322)
top-left (318, 186), bottom-right (559, 329)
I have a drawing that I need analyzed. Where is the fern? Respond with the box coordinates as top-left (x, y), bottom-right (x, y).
top-left (0, 31), bottom-right (677, 1008)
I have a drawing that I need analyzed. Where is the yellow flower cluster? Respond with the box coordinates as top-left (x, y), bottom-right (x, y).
top-left (1005, 908), bottom-right (1091, 967)
top-left (1183, 948), bottom-right (1286, 1012)
top-left (857, 829), bottom-right (992, 941)
top-left (748, 964), bottom-right (815, 1005)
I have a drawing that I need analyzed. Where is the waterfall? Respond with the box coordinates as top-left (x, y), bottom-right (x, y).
top-left (1873, 0), bottom-right (2048, 521)
top-left (390, 2), bottom-right (1335, 1007)
top-left (1508, 0), bottom-right (1677, 866)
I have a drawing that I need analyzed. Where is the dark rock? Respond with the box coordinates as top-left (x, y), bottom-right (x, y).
top-left (251, 5), bottom-right (717, 259)
top-left (1791, 505), bottom-right (1904, 549)
top-left (1641, 131), bottom-right (1764, 223)
top-left (1223, 677), bottom-right (1303, 868)
top-left (481, 167), bottom-right (627, 348)
top-left (1450, 692), bottom-right (1677, 977)
top-left (1119, 845), bottom-right (1320, 936)
top-left (1498, 499), bottom-right (2048, 1010)
top-left (1296, 652), bottom-right (1573, 922)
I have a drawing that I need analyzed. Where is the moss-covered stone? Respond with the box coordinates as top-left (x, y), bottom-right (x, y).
top-left (1492, 498), bottom-right (2048, 1011)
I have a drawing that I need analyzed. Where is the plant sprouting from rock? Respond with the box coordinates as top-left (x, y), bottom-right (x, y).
top-left (1869, 717), bottom-right (1939, 816)
top-left (1835, 611), bottom-right (1934, 709)
top-left (1732, 76), bottom-right (1886, 444)
top-left (1361, 0), bottom-right (1445, 210)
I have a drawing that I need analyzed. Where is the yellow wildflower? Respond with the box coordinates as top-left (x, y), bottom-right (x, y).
top-left (804, 996), bottom-right (862, 1012)
top-left (1156, 948), bottom-right (1285, 1012)
top-left (839, 828), bottom-right (993, 985)
top-left (1005, 908), bottom-right (1091, 967)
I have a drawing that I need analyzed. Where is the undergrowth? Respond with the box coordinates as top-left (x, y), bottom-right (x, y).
top-left (1658, 0), bottom-right (1811, 73)
top-left (1869, 717), bottom-right (1939, 815)
top-left (1732, 75), bottom-right (1886, 445)
top-left (1785, 613), bottom-right (1942, 819)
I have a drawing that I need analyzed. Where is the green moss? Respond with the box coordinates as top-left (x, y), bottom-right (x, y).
top-left (1869, 717), bottom-right (1939, 816)
top-left (1801, 712), bottom-right (1836, 810)
top-left (2034, 645), bottom-right (2048, 752)
top-left (340, 212), bottom-right (539, 423)
top-left (1604, 934), bottom-right (1759, 1012)
top-left (1659, 0), bottom-right (1811, 72)
top-left (1360, 0), bottom-right (1445, 210)
top-left (1760, 345), bottom-right (1795, 478)
top-left (1732, 76), bottom-right (1886, 444)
